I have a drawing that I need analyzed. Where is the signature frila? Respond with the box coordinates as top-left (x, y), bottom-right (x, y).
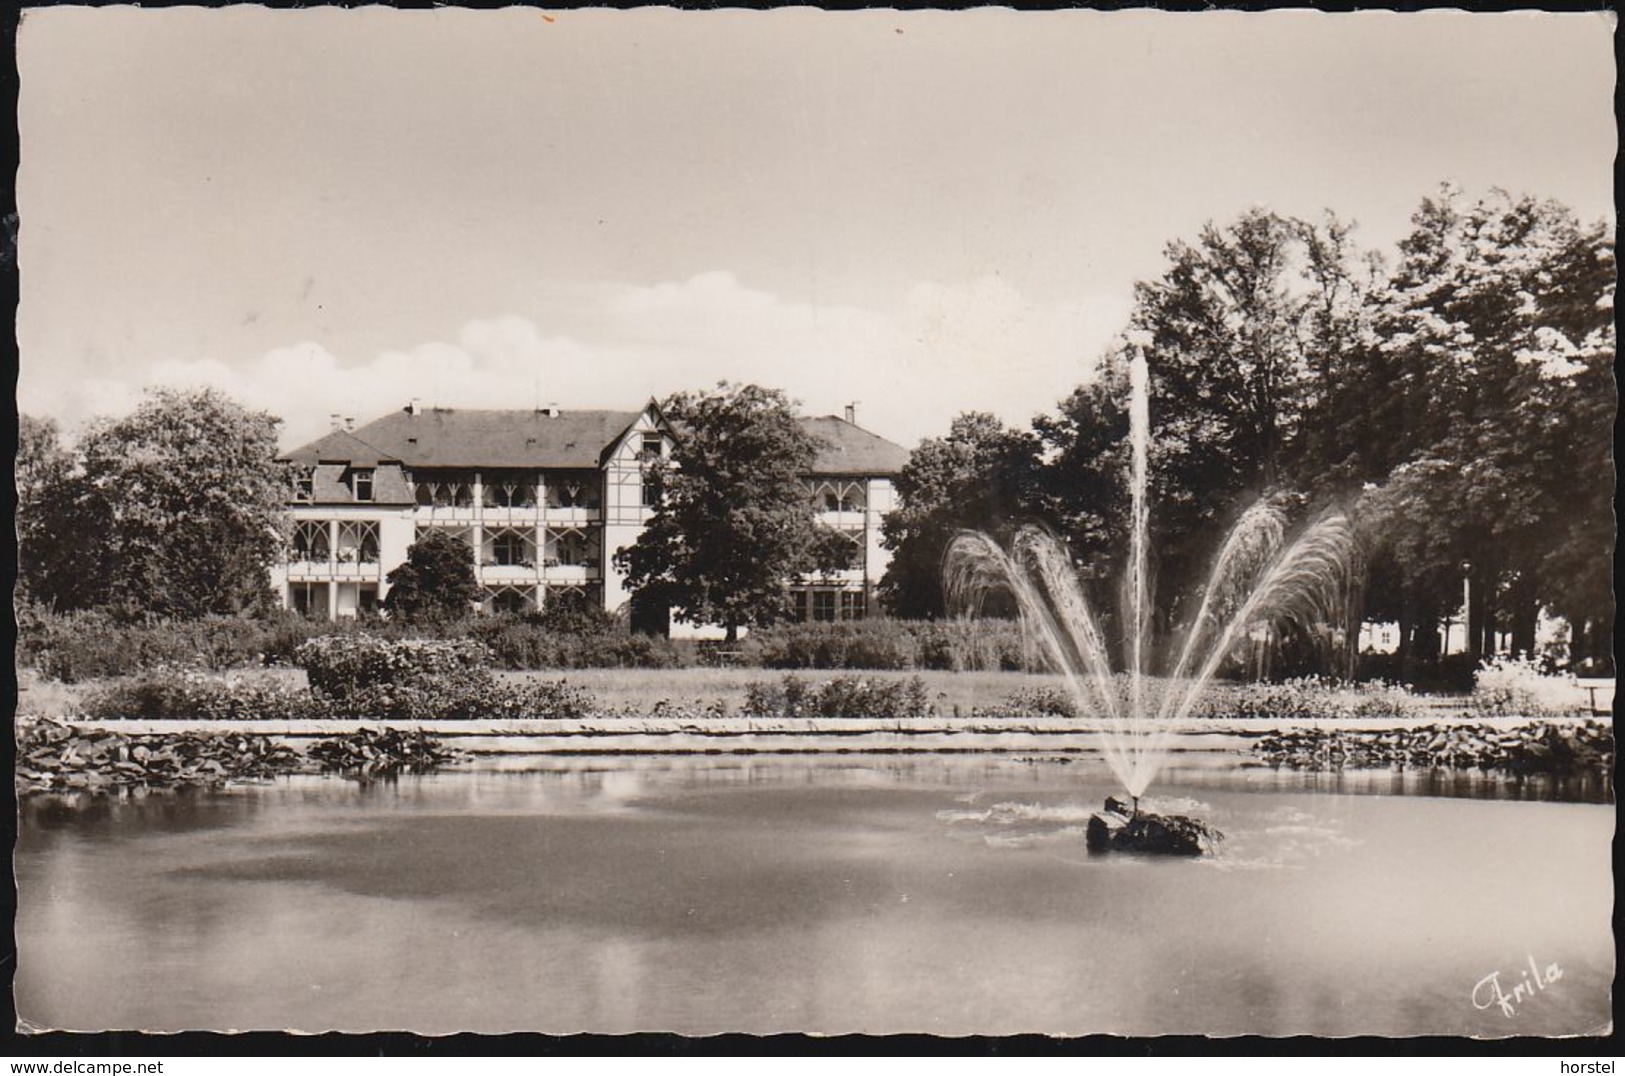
top-left (1472, 954), bottom-right (1564, 1018)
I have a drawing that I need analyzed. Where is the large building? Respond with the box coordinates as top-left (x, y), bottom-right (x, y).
top-left (272, 399), bottom-right (909, 633)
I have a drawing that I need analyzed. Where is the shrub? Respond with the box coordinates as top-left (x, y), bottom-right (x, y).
top-left (16, 605), bottom-right (312, 683)
top-left (913, 618), bottom-right (1030, 672)
top-left (1193, 677), bottom-right (1426, 722)
top-left (740, 617), bottom-right (1032, 672)
top-left (82, 667), bottom-right (330, 721)
top-left (467, 616), bottom-right (682, 670)
top-left (80, 664), bottom-right (596, 722)
top-left (296, 634), bottom-right (494, 700)
top-left (315, 676), bottom-right (595, 722)
top-left (744, 620), bottom-right (918, 670)
top-left (1355, 652), bottom-right (1479, 693)
top-left (1472, 654), bottom-right (1585, 718)
top-left (1002, 686), bottom-right (1078, 717)
top-left (743, 674), bottom-right (934, 719)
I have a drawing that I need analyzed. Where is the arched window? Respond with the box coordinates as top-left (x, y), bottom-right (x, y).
top-left (483, 474), bottom-right (538, 508)
top-left (292, 521), bottom-right (330, 562)
top-left (336, 521), bottom-right (380, 564)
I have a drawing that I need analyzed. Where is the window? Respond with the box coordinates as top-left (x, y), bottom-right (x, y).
top-left (640, 433), bottom-right (664, 460)
top-left (841, 591), bottom-right (866, 621)
top-left (792, 589), bottom-right (810, 623)
top-left (812, 591), bottom-right (836, 622)
top-left (352, 469), bottom-right (374, 502)
top-left (486, 587), bottom-right (532, 616)
top-left (483, 474), bottom-right (538, 508)
top-left (485, 528), bottom-right (535, 567)
top-left (545, 527), bottom-right (595, 568)
top-left (358, 586), bottom-right (379, 616)
top-left (826, 531), bottom-right (863, 572)
top-left (547, 584), bottom-right (597, 615)
top-left (547, 472), bottom-right (601, 510)
top-left (292, 468), bottom-right (314, 503)
top-left (292, 521), bottom-right (330, 562)
top-left (290, 582), bottom-right (329, 619)
top-left (416, 475), bottom-right (475, 508)
top-left (641, 473), bottom-right (661, 508)
top-left (336, 521), bottom-right (380, 564)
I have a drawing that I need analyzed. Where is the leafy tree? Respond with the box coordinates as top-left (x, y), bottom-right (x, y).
top-left (15, 415), bottom-right (82, 607)
top-left (384, 530), bottom-right (480, 624)
top-left (614, 383), bottom-right (827, 641)
top-left (879, 413), bottom-right (1042, 618)
top-left (1035, 211), bottom-right (1370, 638)
top-left (25, 389), bottom-right (288, 618)
top-left (1356, 187), bottom-right (1614, 665)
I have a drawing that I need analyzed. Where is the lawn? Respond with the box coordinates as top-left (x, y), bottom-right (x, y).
top-left (499, 666), bottom-right (1074, 717)
top-left (15, 663), bottom-right (1073, 719)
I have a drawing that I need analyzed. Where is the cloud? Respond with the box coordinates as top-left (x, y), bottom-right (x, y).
top-left (18, 271), bottom-right (1133, 452)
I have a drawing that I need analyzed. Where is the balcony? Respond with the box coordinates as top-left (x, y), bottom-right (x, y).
top-left (287, 560), bottom-right (382, 582)
top-left (481, 562), bottom-right (542, 584)
top-left (543, 505), bottom-right (600, 526)
top-left (817, 509), bottom-right (869, 530)
top-left (479, 505), bottom-right (542, 527)
top-left (415, 505), bottom-right (482, 524)
top-left (541, 563), bottom-right (599, 584)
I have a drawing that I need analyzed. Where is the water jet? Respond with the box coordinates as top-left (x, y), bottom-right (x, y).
top-left (945, 348), bottom-right (1356, 854)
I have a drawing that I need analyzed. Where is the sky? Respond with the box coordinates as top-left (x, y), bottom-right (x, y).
top-left (15, 7), bottom-right (1617, 451)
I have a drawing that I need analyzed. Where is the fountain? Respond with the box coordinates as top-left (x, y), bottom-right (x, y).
top-left (945, 345), bottom-right (1357, 855)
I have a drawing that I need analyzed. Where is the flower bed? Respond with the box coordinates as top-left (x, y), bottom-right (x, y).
top-left (742, 674), bottom-right (935, 719)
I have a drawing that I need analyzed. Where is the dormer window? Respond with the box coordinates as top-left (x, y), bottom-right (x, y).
top-left (292, 468), bottom-right (314, 503)
top-left (352, 468), bottom-right (374, 502)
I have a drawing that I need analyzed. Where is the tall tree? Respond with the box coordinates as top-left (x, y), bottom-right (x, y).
top-left (14, 414), bottom-right (99, 610)
top-left (614, 383), bottom-right (827, 641)
top-left (384, 530), bottom-right (480, 624)
top-left (878, 413), bottom-right (1042, 618)
top-left (1037, 210), bottom-right (1368, 635)
top-left (61, 388), bottom-right (289, 618)
top-left (1358, 187), bottom-right (1614, 664)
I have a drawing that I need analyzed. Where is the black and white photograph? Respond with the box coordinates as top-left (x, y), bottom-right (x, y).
top-left (11, 6), bottom-right (1616, 1040)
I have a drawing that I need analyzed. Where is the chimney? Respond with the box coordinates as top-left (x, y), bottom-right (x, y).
top-left (539, 402), bottom-right (561, 417)
top-left (343, 416), bottom-right (355, 431)
top-left (844, 402), bottom-right (858, 424)
top-left (329, 413), bottom-right (343, 431)
top-left (407, 397), bottom-right (421, 416)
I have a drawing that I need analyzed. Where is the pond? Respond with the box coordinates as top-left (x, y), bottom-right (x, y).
top-left (14, 754), bottom-right (1614, 1037)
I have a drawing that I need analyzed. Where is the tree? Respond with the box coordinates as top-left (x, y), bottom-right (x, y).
top-left (614, 383), bottom-right (826, 641)
top-left (1356, 187), bottom-right (1614, 665)
top-left (1035, 211), bottom-right (1370, 639)
top-left (384, 530), bottom-right (480, 623)
top-left (15, 414), bottom-right (91, 609)
top-left (879, 413), bottom-right (1042, 618)
top-left (25, 389), bottom-right (288, 618)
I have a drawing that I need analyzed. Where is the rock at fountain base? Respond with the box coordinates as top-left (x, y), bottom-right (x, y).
top-left (1086, 799), bottom-right (1222, 856)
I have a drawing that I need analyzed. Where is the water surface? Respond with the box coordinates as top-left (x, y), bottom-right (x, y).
top-left (15, 755), bottom-right (1614, 1036)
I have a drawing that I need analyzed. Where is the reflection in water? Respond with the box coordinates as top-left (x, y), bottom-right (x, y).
top-left (15, 755), bottom-right (1615, 1036)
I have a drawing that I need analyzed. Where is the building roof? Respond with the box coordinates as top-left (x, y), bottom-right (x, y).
top-left (281, 405), bottom-right (909, 475)
top-left (306, 463), bottom-right (416, 506)
top-left (283, 428), bottom-right (397, 467)
top-left (326, 408), bottom-right (643, 469)
top-left (802, 415), bottom-right (910, 475)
